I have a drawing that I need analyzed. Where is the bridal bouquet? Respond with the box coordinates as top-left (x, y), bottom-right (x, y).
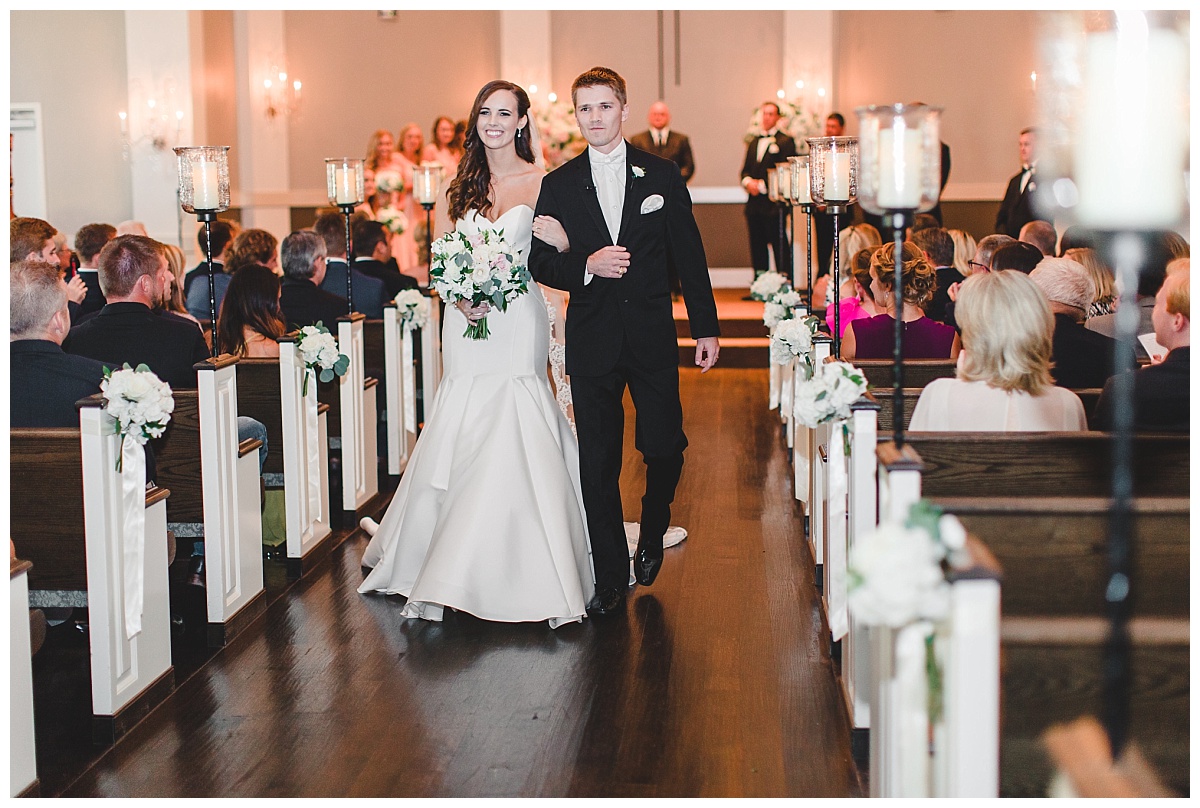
top-left (101, 363), bottom-right (175, 471)
top-left (792, 360), bottom-right (867, 428)
top-left (376, 206), bottom-right (409, 236)
top-left (374, 168), bottom-right (405, 195)
top-left (296, 322), bottom-right (350, 395)
top-left (769, 314), bottom-right (823, 378)
top-left (430, 227), bottom-right (532, 340)
top-left (393, 288), bottom-right (430, 331)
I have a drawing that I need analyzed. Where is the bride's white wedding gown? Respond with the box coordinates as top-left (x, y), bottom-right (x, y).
top-left (358, 204), bottom-right (595, 627)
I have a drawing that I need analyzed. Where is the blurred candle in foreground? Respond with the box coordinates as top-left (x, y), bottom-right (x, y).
top-left (191, 160), bottom-right (219, 209)
top-left (876, 126), bottom-right (922, 209)
top-left (824, 152), bottom-right (851, 202)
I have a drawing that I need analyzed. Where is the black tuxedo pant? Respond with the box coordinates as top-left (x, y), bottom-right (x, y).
top-left (746, 211), bottom-right (790, 277)
top-left (572, 344), bottom-right (687, 591)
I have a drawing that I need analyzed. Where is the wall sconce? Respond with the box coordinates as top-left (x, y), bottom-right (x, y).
top-left (119, 78), bottom-right (185, 158)
top-left (264, 66), bottom-right (302, 120)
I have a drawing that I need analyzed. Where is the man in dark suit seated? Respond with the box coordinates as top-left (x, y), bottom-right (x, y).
top-left (10, 259), bottom-right (109, 426)
top-left (11, 216), bottom-right (87, 321)
top-left (279, 229), bottom-right (348, 330)
top-left (1029, 256), bottom-right (1116, 389)
top-left (629, 101), bottom-right (695, 183)
top-left (313, 212), bottom-right (386, 319)
top-left (352, 218), bottom-right (417, 300)
top-left (72, 223), bottom-right (116, 318)
top-left (995, 127), bottom-right (1038, 238)
top-left (1094, 268), bottom-right (1189, 432)
top-left (62, 235), bottom-right (210, 390)
top-left (182, 219), bottom-right (236, 298)
top-left (912, 227), bottom-right (959, 324)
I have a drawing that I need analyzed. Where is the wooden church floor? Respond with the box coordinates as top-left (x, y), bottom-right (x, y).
top-left (41, 367), bottom-right (862, 798)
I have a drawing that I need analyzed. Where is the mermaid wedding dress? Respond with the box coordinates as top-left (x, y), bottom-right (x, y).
top-left (358, 205), bottom-right (595, 627)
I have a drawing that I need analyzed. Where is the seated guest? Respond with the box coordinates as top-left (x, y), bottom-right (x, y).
top-left (12, 217), bottom-right (87, 317)
top-left (817, 223), bottom-right (880, 312)
top-left (183, 219), bottom-right (236, 297)
top-left (1029, 257), bottom-right (1116, 389)
top-left (1086, 231), bottom-right (1185, 357)
top-left (910, 271), bottom-right (1087, 431)
top-left (279, 229), bottom-right (347, 329)
top-left (216, 264), bottom-right (286, 358)
top-left (1019, 219), bottom-right (1058, 257)
top-left (63, 235), bottom-right (210, 389)
top-left (991, 241), bottom-right (1044, 274)
top-left (1094, 268), bottom-right (1189, 433)
top-left (116, 220), bottom-right (148, 237)
top-left (352, 217), bottom-right (418, 299)
top-left (161, 243), bottom-right (202, 328)
top-left (826, 248), bottom-right (881, 338)
top-left (1166, 256), bottom-right (1189, 277)
top-left (948, 228), bottom-right (976, 280)
top-left (10, 259), bottom-right (109, 426)
top-left (912, 226), bottom-right (958, 323)
top-left (943, 233), bottom-right (1017, 328)
top-left (313, 212), bottom-right (386, 318)
top-left (73, 223), bottom-right (117, 317)
top-left (1063, 247), bottom-right (1116, 318)
top-left (1058, 225), bottom-right (1094, 255)
top-left (841, 241), bottom-right (962, 361)
top-left (187, 228), bottom-right (279, 321)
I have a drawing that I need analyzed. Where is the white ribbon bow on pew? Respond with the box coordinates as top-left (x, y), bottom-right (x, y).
top-left (120, 437), bottom-right (146, 639)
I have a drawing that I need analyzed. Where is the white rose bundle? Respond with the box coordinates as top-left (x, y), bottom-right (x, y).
top-left (430, 227), bottom-right (531, 340)
top-left (791, 360), bottom-right (868, 428)
top-left (376, 206), bottom-right (409, 235)
top-left (394, 289), bottom-right (430, 331)
top-left (296, 322), bottom-right (350, 395)
top-left (749, 271), bottom-right (789, 301)
top-left (101, 363), bottom-right (175, 470)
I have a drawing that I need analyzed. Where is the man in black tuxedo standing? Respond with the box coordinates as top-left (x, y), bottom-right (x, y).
top-left (995, 127), bottom-right (1038, 238)
top-left (629, 101), bottom-right (695, 184)
top-left (740, 101), bottom-right (796, 284)
top-left (530, 67), bottom-right (720, 616)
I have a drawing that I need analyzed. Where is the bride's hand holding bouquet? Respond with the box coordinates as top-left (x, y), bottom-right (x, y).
top-left (430, 227), bottom-right (533, 340)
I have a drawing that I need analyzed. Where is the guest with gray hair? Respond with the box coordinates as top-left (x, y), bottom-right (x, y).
top-left (1030, 256), bottom-right (1116, 389)
top-left (1019, 220), bottom-right (1058, 257)
top-left (278, 229), bottom-right (346, 329)
top-left (943, 233), bottom-right (1019, 329)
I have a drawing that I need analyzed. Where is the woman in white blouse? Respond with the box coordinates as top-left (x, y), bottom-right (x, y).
top-left (909, 270), bottom-right (1087, 432)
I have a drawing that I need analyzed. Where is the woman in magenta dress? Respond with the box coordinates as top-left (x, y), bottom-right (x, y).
top-left (826, 247), bottom-right (882, 338)
top-left (841, 241), bottom-right (962, 361)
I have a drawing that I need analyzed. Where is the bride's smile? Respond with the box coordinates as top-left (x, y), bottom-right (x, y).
top-left (476, 90), bottom-right (526, 150)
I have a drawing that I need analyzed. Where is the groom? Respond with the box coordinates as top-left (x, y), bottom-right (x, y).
top-left (530, 66), bottom-right (720, 616)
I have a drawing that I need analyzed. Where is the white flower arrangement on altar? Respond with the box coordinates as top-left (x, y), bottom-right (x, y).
top-left (532, 97), bottom-right (587, 169)
top-left (743, 98), bottom-right (822, 148)
top-left (430, 227), bottom-right (532, 340)
top-left (769, 314), bottom-right (823, 375)
top-left (749, 270), bottom-right (789, 301)
top-left (297, 322), bottom-right (350, 395)
top-left (393, 288), bottom-right (429, 331)
top-left (101, 363), bottom-right (175, 471)
top-left (374, 168), bottom-right (405, 195)
top-left (792, 360), bottom-right (867, 428)
top-left (376, 206), bottom-right (409, 236)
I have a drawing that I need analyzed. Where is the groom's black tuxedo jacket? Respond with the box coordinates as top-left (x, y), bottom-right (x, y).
top-left (530, 143), bottom-right (719, 377)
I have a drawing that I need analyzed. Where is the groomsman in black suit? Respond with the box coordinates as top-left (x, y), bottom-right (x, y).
top-left (994, 127), bottom-right (1038, 238)
top-left (629, 101), bottom-right (695, 183)
top-left (740, 101), bottom-right (796, 283)
top-left (72, 223), bottom-right (117, 318)
top-left (531, 66), bottom-right (720, 616)
top-left (351, 217), bottom-right (418, 299)
top-left (63, 235), bottom-right (210, 390)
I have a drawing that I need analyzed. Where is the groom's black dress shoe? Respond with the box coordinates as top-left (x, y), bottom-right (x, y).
top-left (634, 546), bottom-right (664, 587)
top-left (586, 587), bottom-right (626, 616)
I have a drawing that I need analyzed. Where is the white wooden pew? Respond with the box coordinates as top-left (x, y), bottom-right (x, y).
top-left (382, 303), bottom-right (431, 475)
top-left (803, 336), bottom-right (833, 575)
top-left (336, 313), bottom-right (380, 515)
top-left (10, 557), bottom-right (39, 796)
top-left (421, 295), bottom-right (443, 409)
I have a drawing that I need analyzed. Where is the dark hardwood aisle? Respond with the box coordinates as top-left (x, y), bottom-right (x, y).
top-left (59, 368), bottom-right (862, 798)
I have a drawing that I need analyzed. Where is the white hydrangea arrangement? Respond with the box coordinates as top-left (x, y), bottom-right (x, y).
top-left (374, 169), bottom-right (405, 195)
top-left (376, 206), bottom-right (409, 236)
top-left (297, 322), bottom-right (350, 395)
top-left (532, 97), bottom-right (587, 169)
top-left (101, 363), bottom-right (175, 471)
top-left (749, 271), bottom-right (789, 301)
top-left (743, 98), bottom-right (822, 146)
top-left (393, 289), bottom-right (430, 331)
top-left (769, 315), bottom-right (823, 378)
top-left (848, 500), bottom-right (969, 629)
top-left (430, 227), bottom-right (531, 340)
top-left (792, 360), bottom-right (867, 428)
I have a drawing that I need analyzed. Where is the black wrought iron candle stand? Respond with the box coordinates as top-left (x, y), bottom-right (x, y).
top-left (799, 204), bottom-right (815, 311)
top-left (338, 203), bottom-right (356, 314)
top-left (197, 209), bottom-right (219, 357)
top-left (421, 201), bottom-right (435, 291)
top-left (825, 203), bottom-right (851, 356)
top-left (883, 210), bottom-right (913, 447)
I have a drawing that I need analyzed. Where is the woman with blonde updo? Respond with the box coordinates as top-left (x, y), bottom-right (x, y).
top-left (840, 241), bottom-right (961, 361)
top-left (909, 270), bottom-right (1087, 431)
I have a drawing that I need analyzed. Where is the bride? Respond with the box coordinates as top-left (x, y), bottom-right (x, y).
top-left (358, 80), bottom-right (595, 627)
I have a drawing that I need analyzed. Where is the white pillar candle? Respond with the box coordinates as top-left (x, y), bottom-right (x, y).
top-left (1075, 24), bottom-right (1187, 227)
top-left (793, 164), bottom-right (812, 204)
top-left (191, 160), bottom-right (219, 209)
top-left (824, 152), bottom-right (851, 202)
top-left (876, 126), bottom-right (922, 210)
top-left (777, 162), bottom-right (792, 201)
top-left (334, 167), bottom-right (357, 204)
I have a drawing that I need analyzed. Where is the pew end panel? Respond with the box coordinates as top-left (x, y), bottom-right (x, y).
top-left (10, 558), bottom-right (39, 797)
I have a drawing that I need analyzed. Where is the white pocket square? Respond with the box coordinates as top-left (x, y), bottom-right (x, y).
top-left (640, 194), bottom-right (664, 214)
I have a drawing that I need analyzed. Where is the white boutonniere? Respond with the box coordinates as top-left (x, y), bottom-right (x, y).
top-left (631, 165), bottom-right (645, 179)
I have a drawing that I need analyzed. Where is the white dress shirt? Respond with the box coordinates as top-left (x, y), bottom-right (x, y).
top-left (589, 139), bottom-right (627, 244)
top-left (650, 127), bottom-right (670, 148)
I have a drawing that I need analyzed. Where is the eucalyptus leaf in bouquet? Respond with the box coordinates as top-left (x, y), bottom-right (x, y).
top-left (430, 227), bottom-right (532, 340)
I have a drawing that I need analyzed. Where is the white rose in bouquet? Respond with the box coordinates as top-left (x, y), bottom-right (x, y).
top-left (848, 521), bottom-right (950, 628)
top-left (394, 289), bottom-right (429, 331)
top-left (750, 271), bottom-right (789, 301)
top-left (769, 317), bottom-right (815, 366)
top-left (430, 227), bottom-right (532, 340)
top-left (376, 206), bottom-right (409, 235)
top-left (763, 301), bottom-right (790, 328)
top-left (101, 363), bottom-right (175, 470)
top-left (774, 289), bottom-right (802, 309)
top-left (791, 360), bottom-right (868, 428)
top-left (375, 169), bottom-right (404, 194)
top-left (296, 322), bottom-right (349, 394)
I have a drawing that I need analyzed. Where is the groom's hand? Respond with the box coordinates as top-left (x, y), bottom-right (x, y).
top-left (586, 246), bottom-right (631, 279)
top-left (695, 337), bottom-right (720, 372)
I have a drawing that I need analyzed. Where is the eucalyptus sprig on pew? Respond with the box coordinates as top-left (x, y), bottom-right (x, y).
top-left (296, 322), bottom-right (350, 396)
top-left (393, 288), bottom-right (430, 331)
top-left (100, 363), bottom-right (175, 471)
top-left (769, 315), bottom-right (823, 379)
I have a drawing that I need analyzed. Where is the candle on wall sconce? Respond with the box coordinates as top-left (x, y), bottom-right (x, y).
top-left (1030, 70), bottom-right (1038, 94)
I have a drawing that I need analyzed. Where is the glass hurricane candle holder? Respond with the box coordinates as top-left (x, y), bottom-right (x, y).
top-left (805, 136), bottom-right (858, 211)
top-left (789, 155), bottom-right (812, 206)
top-left (412, 164), bottom-right (443, 207)
top-left (766, 165), bottom-right (781, 203)
top-left (325, 158), bottom-right (365, 207)
top-left (174, 146), bottom-right (230, 218)
top-left (854, 104), bottom-right (942, 215)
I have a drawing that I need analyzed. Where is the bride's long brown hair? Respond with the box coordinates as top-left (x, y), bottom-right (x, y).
top-left (448, 80), bottom-right (535, 222)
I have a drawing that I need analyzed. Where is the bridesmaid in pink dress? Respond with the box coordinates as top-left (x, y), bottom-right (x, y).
top-left (421, 116), bottom-right (463, 178)
top-left (393, 123), bottom-right (424, 283)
